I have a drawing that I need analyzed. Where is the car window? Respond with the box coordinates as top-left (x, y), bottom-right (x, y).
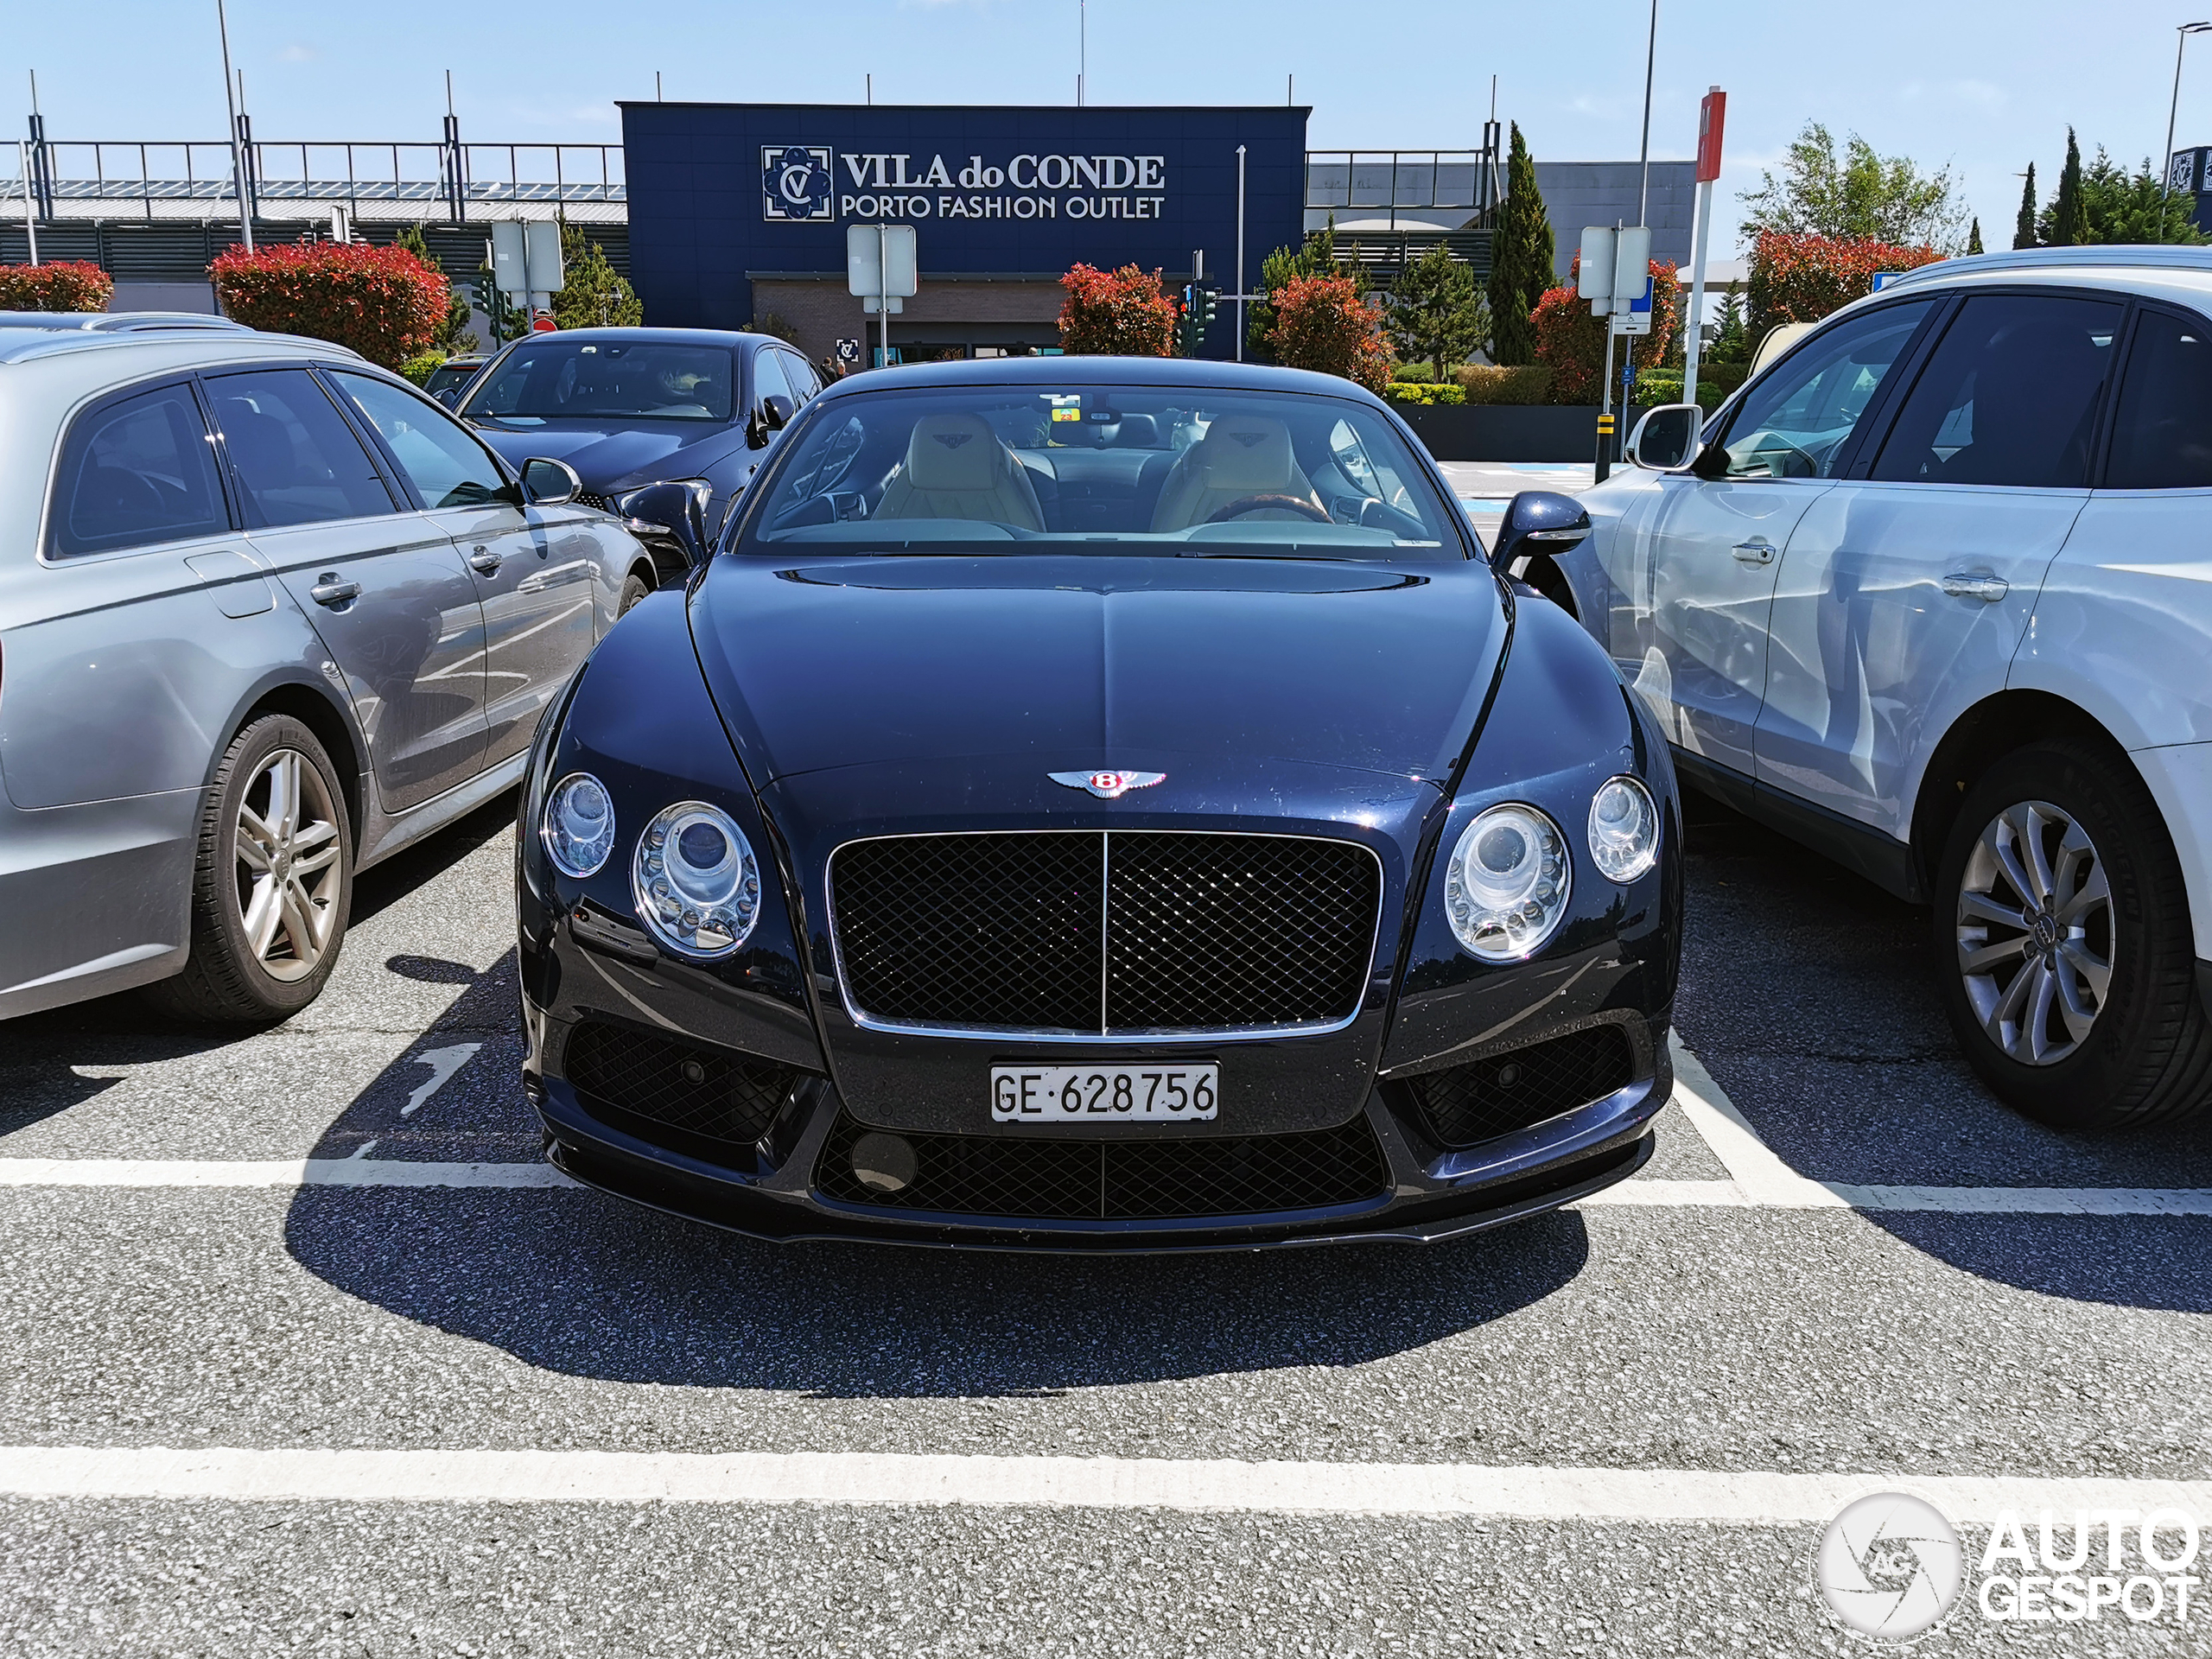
top-left (1871, 295), bottom-right (2123, 487)
top-left (465, 340), bottom-right (735, 423)
top-left (330, 370), bottom-right (509, 509)
top-left (751, 348), bottom-right (793, 410)
top-left (1712, 301), bottom-right (1935, 480)
top-left (2105, 308), bottom-right (2212, 489)
top-left (207, 369), bottom-right (397, 528)
top-left (740, 384), bottom-right (1462, 561)
top-left (780, 351), bottom-right (819, 403)
top-left (48, 382), bottom-right (231, 557)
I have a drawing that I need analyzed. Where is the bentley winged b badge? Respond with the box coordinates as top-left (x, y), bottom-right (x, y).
top-left (1049, 769), bottom-right (1166, 800)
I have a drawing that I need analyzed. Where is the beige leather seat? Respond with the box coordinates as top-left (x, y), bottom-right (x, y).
top-left (874, 414), bottom-right (1046, 531)
top-left (1149, 415), bottom-right (1321, 531)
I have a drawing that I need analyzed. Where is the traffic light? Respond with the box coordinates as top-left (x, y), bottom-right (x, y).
top-left (1175, 284), bottom-right (1218, 358)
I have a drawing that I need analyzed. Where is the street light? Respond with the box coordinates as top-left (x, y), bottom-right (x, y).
top-left (215, 0), bottom-right (253, 251)
top-left (2163, 21), bottom-right (2212, 203)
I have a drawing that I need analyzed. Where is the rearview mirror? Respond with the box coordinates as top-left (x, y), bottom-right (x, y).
top-left (616, 480), bottom-right (711, 571)
top-left (1489, 490), bottom-right (1592, 580)
top-left (519, 456), bottom-right (582, 506)
top-left (1629, 404), bottom-right (1703, 474)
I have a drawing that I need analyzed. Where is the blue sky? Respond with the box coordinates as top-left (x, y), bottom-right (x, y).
top-left (6, 1), bottom-right (2205, 255)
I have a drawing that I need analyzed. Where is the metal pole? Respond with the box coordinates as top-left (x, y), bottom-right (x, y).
top-left (1078, 0), bottom-right (1086, 107)
top-left (2164, 26), bottom-right (2211, 200)
top-left (878, 222), bottom-right (889, 370)
top-left (17, 142), bottom-right (37, 264)
top-left (1637, 0), bottom-right (1658, 226)
top-left (216, 0), bottom-right (252, 250)
top-left (1235, 144), bottom-right (1247, 363)
top-left (1682, 176), bottom-right (1713, 409)
top-left (1596, 326), bottom-right (1615, 485)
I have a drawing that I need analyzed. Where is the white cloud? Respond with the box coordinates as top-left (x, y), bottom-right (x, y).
top-left (279, 43), bottom-right (317, 62)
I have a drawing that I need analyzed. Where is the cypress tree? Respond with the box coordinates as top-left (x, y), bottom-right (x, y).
top-left (2050, 131), bottom-right (2087, 246)
top-left (2013, 164), bottom-right (2037, 249)
top-left (1967, 217), bottom-right (1983, 255)
top-left (1487, 123), bottom-right (1554, 367)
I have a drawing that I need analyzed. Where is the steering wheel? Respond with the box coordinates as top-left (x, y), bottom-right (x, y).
top-left (1205, 493), bottom-right (1332, 525)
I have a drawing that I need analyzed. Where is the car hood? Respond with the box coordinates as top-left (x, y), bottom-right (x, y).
top-left (467, 418), bottom-right (739, 490)
top-left (688, 552), bottom-right (1505, 789)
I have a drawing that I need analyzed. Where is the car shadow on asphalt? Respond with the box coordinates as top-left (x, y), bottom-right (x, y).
top-left (1675, 788), bottom-right (2212, 1314)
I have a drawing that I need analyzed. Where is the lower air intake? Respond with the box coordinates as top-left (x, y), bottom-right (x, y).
top-left (814, 1112), bottom-right (1390, 1221)
top-left (563, 1020), bottom-right (798, 1146)
top-left (1401, 1024), bottom-right (1638, 1149)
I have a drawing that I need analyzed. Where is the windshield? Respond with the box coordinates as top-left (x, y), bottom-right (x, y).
top-left (463, 340), bottom-right (736, 423)
top-left (735, 384), bottom-right (1465, 561)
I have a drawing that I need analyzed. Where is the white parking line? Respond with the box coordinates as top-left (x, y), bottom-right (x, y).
top-left (1, 1445), bottom-right (2205, 1523)
top-left (0, 1160), bottom-right (574, 1189)
top-left (1664, 1036), bottom-right (1847, 1205)
top-left (400, 1044), bottom-right (483, 1117)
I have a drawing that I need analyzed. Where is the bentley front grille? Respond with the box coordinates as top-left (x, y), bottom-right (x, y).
top-left (827, 830), bottom-right (1382, 1035)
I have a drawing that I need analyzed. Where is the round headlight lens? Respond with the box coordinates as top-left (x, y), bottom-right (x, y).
top-left (631, 800), bottom-right (762, 959)
top-left (1444, 803), bottom-right (1572, 961)
top-left (1588, 776), bottom-right (1661, 883)
top-left (542, 772), bottom-right (615, 878)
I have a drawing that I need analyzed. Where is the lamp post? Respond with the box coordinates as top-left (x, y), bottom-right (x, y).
top-left (2164, 22), bottom-right (2212, 203)
top-left (215, 0), bottom-right (253, 251)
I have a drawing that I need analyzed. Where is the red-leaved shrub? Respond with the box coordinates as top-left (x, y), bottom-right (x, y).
top-left (1745, 231), bottom-right (1941, 334)
top-left (0, 260), bottom-right (114, 312)
top-left (210, 242), bottom-right (451, 369)
top-left (1266, 274), bottom-right (1394, 393)
top-left (1057, 264), bottom-right (1179, 355)
top-left (1530, 257), bottom-right (1680, 404)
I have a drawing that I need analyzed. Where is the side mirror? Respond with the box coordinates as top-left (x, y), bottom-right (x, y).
top-left (616, 480), bottom-right (711, 571)
top-left (1628, 404), bottom-right (1704, 474)
top-left (748, 393), bottom-right (796, 448)
top-left (519, 456), bottom-right (582, 506)
top-left (1489, 489), bottom-right (1592, 580)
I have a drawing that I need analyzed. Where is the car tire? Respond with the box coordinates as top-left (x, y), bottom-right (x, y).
top-left (617, 569), bottom-right (653, 617)
top-left (1932, 739), bottom-right (2212, 1129)
top-left (147, 715), bottom-right (355, 1025)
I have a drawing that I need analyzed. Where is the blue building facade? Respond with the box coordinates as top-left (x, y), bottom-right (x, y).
top-left (620, 102), bottom-right (1308, 363)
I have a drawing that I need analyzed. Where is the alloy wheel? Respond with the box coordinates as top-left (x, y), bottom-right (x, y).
top-left (1955, 799), bottom-right (2113, 1065)
top-left (230, 747), bottom-right (345, 982)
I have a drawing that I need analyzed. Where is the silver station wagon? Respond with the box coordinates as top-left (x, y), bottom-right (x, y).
top-left (0, 320), bottom-right (664, 1024)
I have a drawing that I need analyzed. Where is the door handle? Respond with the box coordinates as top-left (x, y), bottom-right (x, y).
top-left (1941, 572), bottom-right (2010, 602)
top-left (308, 574), bottom-right (361, 607)
top-left (468, 546), bottom-right (502, 575)
top-left (1731, 539), bottom-right (1777, 565)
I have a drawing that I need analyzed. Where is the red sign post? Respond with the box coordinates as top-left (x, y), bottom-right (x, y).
top-left (1683, 87), bottom-right (1727, 408)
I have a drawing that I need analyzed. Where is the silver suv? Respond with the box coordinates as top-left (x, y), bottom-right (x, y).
top-left (0, 321), bottom-right (662, 1023)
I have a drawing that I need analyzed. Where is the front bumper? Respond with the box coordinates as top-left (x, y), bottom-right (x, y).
top-left (522, 982), bottom-right (1670, 1252)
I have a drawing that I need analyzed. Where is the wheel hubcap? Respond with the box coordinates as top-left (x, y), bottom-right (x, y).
top-left (231, 748), bottom-right (343, 982)
top-left (1955, 799), bottom-right (2113, 1066)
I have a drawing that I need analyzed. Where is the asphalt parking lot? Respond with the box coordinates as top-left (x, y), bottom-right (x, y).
top-left (3, 774), bottom-right (2210, 1656)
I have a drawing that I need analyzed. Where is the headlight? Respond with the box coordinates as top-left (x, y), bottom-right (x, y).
top-left (1587, 776), bottom-right (1661, 882)
top-left (542, 772), bottom-right (615, 877)
top-left (631, 800), bottom-right (762, 958)
top-left (1444, 803), bottom-right (1572, 961)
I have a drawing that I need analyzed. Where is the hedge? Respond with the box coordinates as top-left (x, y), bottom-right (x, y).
top-left (210, 242), bottom-right (450, 370)
top-left (0, 261), bottom-right (114, 312)
top-left (1745, 231), bottom-right (1942, 334)
top-left (1383, 382), bottom-right (1466, 406)
top-left (1453, 365), bottom-right (1554, 405)
top-left (1057, 264), bottom-right (1178, 356)
top-left (1531, 259), bottom-right (1681, 404)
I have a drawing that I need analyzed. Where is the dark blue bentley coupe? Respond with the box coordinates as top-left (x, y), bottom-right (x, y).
top-left (515, 357), bottom-right (1682, 1249)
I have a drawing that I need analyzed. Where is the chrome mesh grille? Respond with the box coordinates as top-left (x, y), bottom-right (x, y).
top-left (829, 831), bottom-right (1380, 1034)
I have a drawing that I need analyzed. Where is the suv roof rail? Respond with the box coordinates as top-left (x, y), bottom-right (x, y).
top-left (1880, 245), bottom-right (2212, 289)
top-left (0, 311), bottom-right (253, 334)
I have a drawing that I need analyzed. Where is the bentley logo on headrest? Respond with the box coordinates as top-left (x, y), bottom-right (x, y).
top-left (933, 432), bottom-right (975, 449)
top-left (1229, 430), bottom-right (1267, 448)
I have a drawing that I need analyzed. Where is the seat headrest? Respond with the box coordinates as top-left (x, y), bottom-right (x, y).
top-left (906, 414), bottom-right (1003, 490)
top-left (1110, 413), bottom-right (1160, 448)
top-left (1191, 416), bottom-right (1294, 491)
top-left (219, 404), bottom-right (300, 487)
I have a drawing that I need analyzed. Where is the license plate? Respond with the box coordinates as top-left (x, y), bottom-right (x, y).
top-left (990, 1064), bottom-right (1219, 1122)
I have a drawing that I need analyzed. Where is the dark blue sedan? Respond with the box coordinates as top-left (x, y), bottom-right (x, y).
top-left (515, 357), bottom-right (1683, 1249)
top-left (461, 327), bottom-right (821, 600)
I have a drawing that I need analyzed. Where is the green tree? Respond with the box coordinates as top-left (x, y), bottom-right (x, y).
top-left (1967, 217), bottom-right (1983, 255)
top-left (1383, 245), bottom-right (1490, 379)
top-left (394, 224), bottom-right (479, 354)
top-left (1249, 218), bottom-right (1363, 361)
top-left (2043, 130), bottom-right (2088, 246)
top-left (2013, 164), bottom-right (2038, 249)
top-left (474, 260), bottom-right (527, 347)
top-left (2074, 149), bottom-right (2207, 245)
top-left (1707, 289), bottom-right (1749, 365)
top-left (551, 222), bottom-right (643, 329)
top-left (1487, 122), bottom-right (1554, 367)
top-left (1739, 121), bottom-right (1967, 250)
